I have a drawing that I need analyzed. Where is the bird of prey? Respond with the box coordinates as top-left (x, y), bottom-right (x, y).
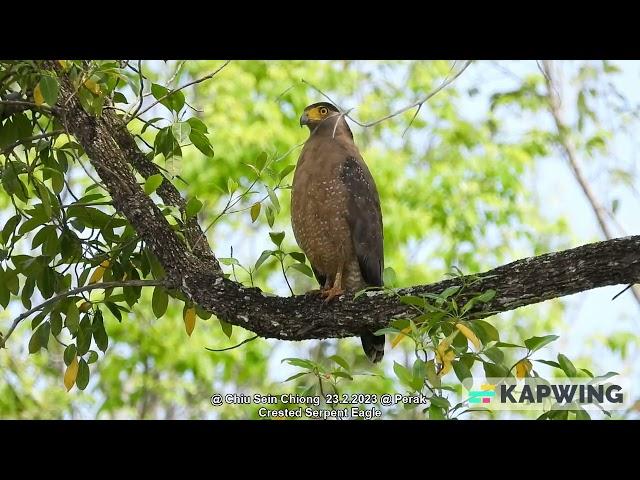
top-left (291, 102), bottom-right (385, 363)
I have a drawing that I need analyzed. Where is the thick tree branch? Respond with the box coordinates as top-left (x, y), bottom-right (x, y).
top-left (41, 62), bottom-right (640, 344)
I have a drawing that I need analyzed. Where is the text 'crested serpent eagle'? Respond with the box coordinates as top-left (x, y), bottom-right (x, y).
top-left (291, 102), bottom-right (385, 362)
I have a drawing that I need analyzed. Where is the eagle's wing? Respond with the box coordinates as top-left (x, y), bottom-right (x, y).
top-left (340, 155), bottom-right (384, 287)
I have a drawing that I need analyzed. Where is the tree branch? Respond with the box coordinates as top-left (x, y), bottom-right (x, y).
top-left (302, 60), bottom-right (473, 128)
top-left (38, 62), bottom-right (640, 346)
top-left (1, 129), bottom-right (65, 155)
top-left (0, 280), bottom-right (165, 348)
top-left (127, 60), bottom-right (230, 122)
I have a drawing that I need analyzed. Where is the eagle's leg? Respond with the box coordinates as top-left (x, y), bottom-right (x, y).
top-left (321, 265), bottom-right (345, 302)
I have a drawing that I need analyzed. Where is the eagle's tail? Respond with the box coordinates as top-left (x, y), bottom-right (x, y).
top-left (361, 330), bottom-right (385, 363)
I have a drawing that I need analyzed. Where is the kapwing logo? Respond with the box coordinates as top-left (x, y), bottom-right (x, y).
top-left (469, 384), bottom-right (495, 404)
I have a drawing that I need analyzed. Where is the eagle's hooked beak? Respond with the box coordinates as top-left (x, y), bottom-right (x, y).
top-left (299, 112), bottom-right (309, 127)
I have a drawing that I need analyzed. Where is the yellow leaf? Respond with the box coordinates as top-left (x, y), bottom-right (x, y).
top-left (64, 357), bottom-right (79, 391)
top-left (435, 330), bottom-right (461, 376)
top-left (515, 359), bottom-right (533, 379)
top-left (438, 350), bottom-right (456, 376)
top-left (436, 333), bottom-right (454, 362)
top-left (89, 260), bottom-right (110, 284)
top-left (34, 84), bottom-right (44, 106)
top-left (250, 202), bottom-right (261, 223)
top-left (84, 78), bottom-right (101, 95)
top-left (184, 306), bottom-right (196, 336)
top-left (57, 60), bottom-right (69, 70)
top-left (78, 301), bottom-right (93, 313)
top-left (455, 323), bottom-right (481, 350)
top-left (391, 326), bottom-right (411, 348)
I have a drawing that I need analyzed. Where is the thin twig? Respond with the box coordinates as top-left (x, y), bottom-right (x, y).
top-left (0, 279), bottom-right (165, 349)
top-left (302, 60), bottom-right (473, 129)
top-left (128, 60), bottom-right (231, 122)
top-left (0, 99), bottom-right (54, 113)
top-left (1, 130), bottom-right (65, 155)
top-left (127, 60), bottom-right (145, 120)
top-left (205, 335), bottom-right (259, 352)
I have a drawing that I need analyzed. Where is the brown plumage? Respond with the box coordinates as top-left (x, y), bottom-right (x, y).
top-left (291, 102), bottom-right (385, 363)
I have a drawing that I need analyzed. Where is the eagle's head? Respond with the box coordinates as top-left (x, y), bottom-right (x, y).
top-left (299, 102), bottom-right (340, 130)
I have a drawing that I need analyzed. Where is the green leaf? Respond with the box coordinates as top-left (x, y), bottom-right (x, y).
top-left (557, 354), bottom-right (577, 377)
top-left (144, 173), bottom-right (164, 194)
top-left (574, 408), bottom-right (591, 420)
top-left (494, 341), bottom-right (524, 348)
top-left (112, 91), bottom-right (128, 103)
top-left (265, 206), bottom-right (275, 228)
top-left (588, 371), bottom-right (619, 384)
top-left (219, 319), bottom-right (233, 338)
top-left (329, 355), bottom-right (350, 371)
top-left (284, 372), bottom-right (309, 382)
top-left (185, 197), bottom-right (203, 218)
top-left (440, 285), bottom-right (461, 299)
top-left (152, 287), bottom-right (169, 318)
top-left (2, 215), bottom-right (21, 244)
top-left (64, 344), bottom-right (77, 366)
top-left (92, 310), bottom-right (108, 352)
top-left (453, 360), bottom-right (472, 383)
top-left (373, 327), bottom-right (400, 336)
top-left (227, 178), bottom-right (238, 194)
top-left (39, 75), bottom-right (60, 106)
top-left (50, 311), bottom-right (62, 336)
top-left (266, 186), bottom-right (280, 213)
top-left (171, 122), bottom-right (191, 144)
top-left (76, 315), bottom-right (92, 356)
top-left (65, 303), bottom-right (80, 335)
top-left (150, 83), bottom-right (186, 113)
top-left (255, 250), bottom-right (274, 270)
top-left (393, 361), bottom-right (414, 389)
top-left (472, 320), bottom-right (500, 343)
top-left (475, 289), bottom-right (496, 303)
top-left (269, 231), bottom-right (285, 247)
top-left (189, 130), bottom-right (214, 156)
top-left (383, 267), bottom-right (397, 286)
top-left (279, 164), bottom-right (295, 180)
top-left (187, 117), bottom-right (208, 133)
top-left (76, 358), bottom-right (90, 390)
top-left (289, 263), bottom-right (314, 277)
top-left (28, 322), bottom-right (50, 353)
top-left (289, 251), bottom-right (305, 263)
top-left (400, 295), bottom-right (426, 308)
top-left (219, 257), bottom-right (240, 266)
top-left (535, 359), bottom-right (562, 369)
top-left (430, 396), bottom-right (450, 409)
top-left (524, 334), bottom-right (560, 353)
top-left (86, 350), bottom-right (99, 364)
top-left (483, 347), bottom-right (504, 364)
top-left (483, 362), bottom-right (509, 379)
top-left (282, 357), bottom-right (315, 370)
top-left (256, 152), bottom-right (268, 171)
top-left (331, 371), bottom-right (353, 380)
top-left (250, 202), bottom-right (261, 223)
top-left (428, 405), bottom-right (446, 420)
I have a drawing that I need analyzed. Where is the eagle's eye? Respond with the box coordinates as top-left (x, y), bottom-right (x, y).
top-left (319, 107), bottom-right (328, 115)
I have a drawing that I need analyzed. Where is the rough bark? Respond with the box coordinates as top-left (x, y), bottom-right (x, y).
top-left (43, 61), bottom-right (640, 342)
